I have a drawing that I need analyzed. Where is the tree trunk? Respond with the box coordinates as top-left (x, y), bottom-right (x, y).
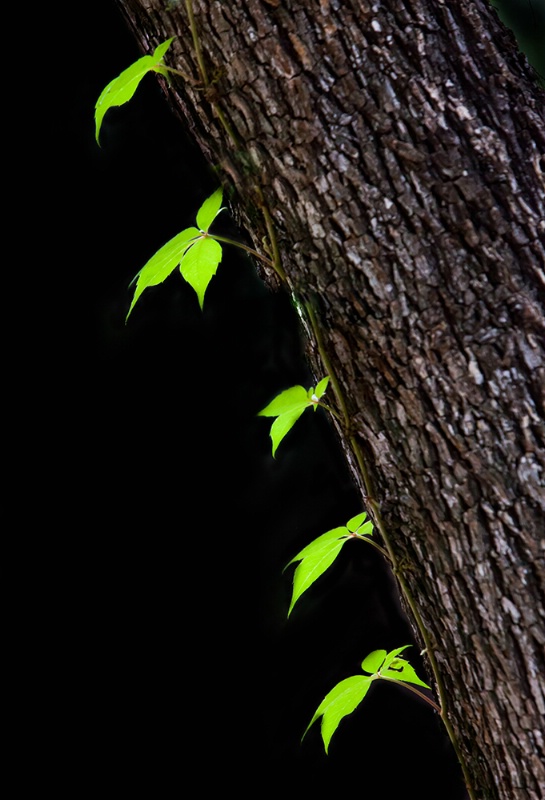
top-left (112, 1), bottom-right (545, 798)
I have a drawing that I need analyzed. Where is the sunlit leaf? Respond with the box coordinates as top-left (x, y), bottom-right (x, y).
top-left (180, 236), bottom-right (223, 308)
top-left (303, 676), bottom-right (372, 754)
top-left (381, 645), bottom-right (411, 671)
top-left (346, 512), bottom-right (373, 535)
top-left (269, 408), bottom-right (306, 456)
top-left (95, 38), bottom-right (175, 144)
top-left (284, 516), bottom-right (374, 616)
top-left (196, 186), bottom-right (224, 231)
top-left (287, 534), bottom-right (347, 617)
top-left (306, 646), bottom-right (433, 754)
top-left (258, 386), bottom-right (308, 417)
top-left (347, 512), bottom-right (366, 531)
top-left (383, 658), bottom-right (431, 689)
top-left (361, 646), bottom-right (430, 688)
top-left (124, 189), bottom-right (228, 319)
top-left (286, 527), bottom-right (349, 568)
top-left (126, 226), bottom-right (200, 320)
top-left (361, 649), bottom-right (387, 674)
top-left (258, 379), bottom-right (330, 456)
top-left (314, 376), bottom-right (330, 400)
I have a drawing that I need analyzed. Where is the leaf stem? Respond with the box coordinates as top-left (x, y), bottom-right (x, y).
top-left (380, 676), bottom-right (441, 714)
top-left (316, 400), bottom-right (344, 423)
top-left (163, 65), bottom-right (201, 84)
top-left (358, 536), bottom-right (390, 561)
top-left (210, 233), bottom-right (274, 268)
top-left (254, 185), bottom-right (287, 282)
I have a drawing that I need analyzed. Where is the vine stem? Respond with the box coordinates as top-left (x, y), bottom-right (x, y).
top-left (185, 0), bottom-right (209, 85)
top-left (304, 299), bottom-right (477, 800)
top-left (185, 0), bottom-right (241, 148)
top-left (179, 6), bottom-right (476, 798)
top-left (379, 676), bottom-right (441, 714)
top-left (185, 0), bottom-right (285, 283)
top-left (210, 234), bottom-right (274, 268)
top-left (163, 65), bottom-right (201, 85)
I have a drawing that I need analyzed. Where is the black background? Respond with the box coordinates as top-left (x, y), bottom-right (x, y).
top-left (37, 2), bottom-right (493, 795)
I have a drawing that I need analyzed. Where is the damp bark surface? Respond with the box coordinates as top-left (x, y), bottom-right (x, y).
top-left (112, 2), bottom-right (545, 798)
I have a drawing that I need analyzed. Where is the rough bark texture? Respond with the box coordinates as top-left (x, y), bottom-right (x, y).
top-left (112, 2), bottom-right (544, 798)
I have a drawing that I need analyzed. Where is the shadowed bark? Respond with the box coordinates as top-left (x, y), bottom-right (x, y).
top-left (111, 2), bottom-right (545, 798)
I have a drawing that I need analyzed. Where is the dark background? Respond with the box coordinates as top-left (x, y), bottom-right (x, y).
top-left (41, 0), bottom-right (540, 794)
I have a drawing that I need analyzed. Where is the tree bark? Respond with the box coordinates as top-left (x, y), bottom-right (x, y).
top-left (112, 1), bottom-right (545, 798)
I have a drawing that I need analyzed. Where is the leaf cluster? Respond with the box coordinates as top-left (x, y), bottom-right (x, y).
top-left (95, 41), bottom-right (229, 318)
top-left (258, 377), bottom-right (330, 457)
top-left (304, 646), bottom-right (431, 753)
top-left (126, 188), bottom-right (225, 319)
top-left (95, 38), bottom-right (175, 145)
top-left (284, 512), bottom-right (373, 616)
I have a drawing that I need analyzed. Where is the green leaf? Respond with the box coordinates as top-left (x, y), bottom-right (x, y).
top-left (346, 512), bottom-right (373, 536)
top-left (287, 530), bottom-right (348, 617)
top-left (314, 376), bottom-right (330, 400)
top-left (381, 645), bottom-right (411, 671)
top-left (305, 647), bottom-right (432, 755)
top-left (284, 516), bottom-right (373, 616)
top-left (382, 658), bottom-right (431, 689)
top-left (126, 226), bottom-right (200, 321)
top-left (304, 676), bottom-right (372, 754)
top-left (95, 38), bottom-right (175, 144)
top-left (196, 187), bottom-right (224, 232)
top-left (361, 646), bottom-right (431, 689)
top-left (258, 386), bottom-right (310, 456)
top-left (361, 649), bottom-right (388, 674)
top-left (258, 386), bottom-right (308, 417)
top-left (124, 189), bottom-right (227, 319)
top-left (286, 527), bottom-right (349, 568)
top-left (179, 236), bottom-right (223, 308)
top-left (257, 379), bottom-right (330, 456)
top-left (347, 512), bottom-right (366, 531)
top-left (269, 408), bottom-right (306, 457)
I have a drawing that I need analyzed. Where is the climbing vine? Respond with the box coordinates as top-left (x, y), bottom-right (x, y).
top-left (94, 23), bottom-right (477, 799)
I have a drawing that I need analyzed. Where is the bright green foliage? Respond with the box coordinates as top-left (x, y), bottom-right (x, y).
top-left (95, 38), bottom-right (175, 144)
top-left (126, 187), bottom-right (225, 320)
top-left (285, 512), bottom-right (373, 617)
top-left (126, 226), bottom-right (200, 319)
top-left (179, 236), bottom-right (223, 308)
top-left (304, 646), bottom-right (430, 753)
top-left (196, 188), bottom-right (224, 231)
top-left (362, 646), bottom-right (431, 689)
top-left (303, 676), bottom-right (373, 754)
top-left (258, 377), bottom-right (330, 457)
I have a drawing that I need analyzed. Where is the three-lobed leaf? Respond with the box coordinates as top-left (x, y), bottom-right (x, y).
top-left (258, 377), bottom-right (330, 456)
top-left (125, 188), bottom-right (225, 320)
top-left (306, 646), bottom-right (431, 753)
top-left (95, 38), bottom-right (175, 144)
top-left (285, 513), bottom-right (373, 616)
top-left (364, 646), bottom-right (431, 689)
